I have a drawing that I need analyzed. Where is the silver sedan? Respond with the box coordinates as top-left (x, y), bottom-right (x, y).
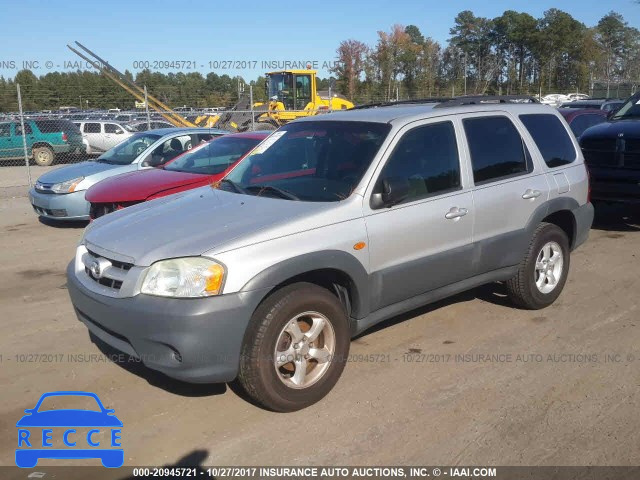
top-left (29, 128), bottom-right (226, 222)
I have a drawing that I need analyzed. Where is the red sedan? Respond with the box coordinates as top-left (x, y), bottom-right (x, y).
top-left (86, 132), bottom-right (268, 219)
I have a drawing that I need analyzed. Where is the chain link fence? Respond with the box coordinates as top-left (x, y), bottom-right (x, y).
top-left (3, 78), bottom-right (637, 193)
top-left (0, 82), bottom-right (360, 192)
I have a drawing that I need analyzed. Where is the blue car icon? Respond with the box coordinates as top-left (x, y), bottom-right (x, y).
top-left (16, 391), bottom-right (123, 468)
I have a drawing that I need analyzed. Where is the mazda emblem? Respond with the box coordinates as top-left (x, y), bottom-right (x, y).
top-left (90, 261), bottom-right (102, 278)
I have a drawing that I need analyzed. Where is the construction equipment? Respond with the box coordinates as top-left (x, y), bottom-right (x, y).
top-left (215, 70), bottom-right (354, 132)
top-left (68, 44), bottom-right (354, 132)
top-left (67, 42), bottom-right (211, 128)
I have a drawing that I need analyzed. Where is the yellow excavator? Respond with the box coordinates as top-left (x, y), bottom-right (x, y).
top-left (215, 69), bottom-right (354, 131)
top-left (68, 43), bottom-right (353, 132)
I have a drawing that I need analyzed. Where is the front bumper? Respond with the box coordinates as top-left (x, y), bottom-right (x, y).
top-left (29, 188), bottom-right (90, 221)
top-left (66, 261), bottom-right (270, 383)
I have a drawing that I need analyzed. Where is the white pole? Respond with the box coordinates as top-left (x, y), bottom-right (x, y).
top-left (144, 85), bottom-right (151, 130)
top-left (250, 84), bottom-right (255, 131)
top-left (17, 83), bottom-right (32, 187)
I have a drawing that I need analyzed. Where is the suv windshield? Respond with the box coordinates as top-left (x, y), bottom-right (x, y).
top-left (611, 93), bottom-right (640, 120)
top-left (165, 136), bottom-right (262, 175)
top-left (96, 133), bottom-right (161, 165)
top-left (221, 121), bottom-right (390, 202)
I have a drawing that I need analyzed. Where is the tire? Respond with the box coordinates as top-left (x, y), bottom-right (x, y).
top-left (506, 222), bottom-right (570, 310)
top-left (32, 146), bottom-right (54, 166)
top-left (238, 282), bottom-right (350, 412)
top-left (252, 122), bottom-right (277, 131)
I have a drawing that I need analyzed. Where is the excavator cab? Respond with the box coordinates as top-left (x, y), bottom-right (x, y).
top-left (266, 71), bottom-right (314, 111)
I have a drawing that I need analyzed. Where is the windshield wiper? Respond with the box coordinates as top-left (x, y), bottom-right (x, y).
top-left (245, 184), bottom-right (300, 200)
top-left (217, 179), bottom-right (248, 194)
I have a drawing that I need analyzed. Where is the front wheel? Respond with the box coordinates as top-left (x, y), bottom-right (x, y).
top-left (506, 222), bottom-right (570, 309)
top-left (238, 282), bottom-right (350, 412)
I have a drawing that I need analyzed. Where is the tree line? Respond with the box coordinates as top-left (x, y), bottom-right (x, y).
top-left (332, 9), bottom-right (640, 102)
top-left (0, 8), bottom-right (638, 112)
top-left (0, 69), bottom-right (333, 112)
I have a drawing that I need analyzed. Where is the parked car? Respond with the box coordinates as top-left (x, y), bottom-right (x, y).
top-left (126, 120), bottom-right (175, 132)
top-left (558, 108), bottom-right (608, 138)
top-left (565, 93), bottom-right (590, 102)
top-left (0, 119), bottom-right (84, 166)
top-left (86, 131), bottom-right (268, 219)
top-left (541, 93), bottom-right (569, 106)
top-left (29, 128), bottom-right (225, 221)
top-left (67, 99), bottom-right (593, 411)
top-left (559, 99), bottom-right (606, 110)
top-left (73, 121), bottom-right (137, 155)
top-left (579, 92), bottom-right (640, 204)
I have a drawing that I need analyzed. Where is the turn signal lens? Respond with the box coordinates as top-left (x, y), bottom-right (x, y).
top-left (204, 263), bottom-right (225, 295)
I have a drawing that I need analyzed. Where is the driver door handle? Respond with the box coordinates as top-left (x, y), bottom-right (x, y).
top-left (522, 189), bottom-right (541, 200)
top-left (445, 207), bottom-right (468, 220)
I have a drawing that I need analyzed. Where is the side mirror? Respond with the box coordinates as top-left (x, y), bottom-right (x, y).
top-left (115, 129), bottom-right (124, 134)
top-left (370, 177), bottom-right (410, 209)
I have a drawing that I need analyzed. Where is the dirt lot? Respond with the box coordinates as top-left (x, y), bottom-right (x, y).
top-left (0, 191), bottom-right (639, 469)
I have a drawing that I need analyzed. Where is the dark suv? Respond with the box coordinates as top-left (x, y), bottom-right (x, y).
top-left (579, 92), bottom-right (640, 204)
top-left (0, 119), bottom-right (84, 166)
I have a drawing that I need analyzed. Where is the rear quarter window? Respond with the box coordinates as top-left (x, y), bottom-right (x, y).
top-left (519, 114), bottom-right (577, 168)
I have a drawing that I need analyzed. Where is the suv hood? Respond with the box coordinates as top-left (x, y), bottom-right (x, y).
top-left (86, 168), bottom-right (209, 203)
top-left (581, 119), bottom-right (640, 140)
top-left (37, 161), bottom-right (120, 184)
top-left (84, 187), bottom-right (335, 266)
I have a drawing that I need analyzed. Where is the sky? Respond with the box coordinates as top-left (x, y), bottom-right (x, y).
top-left (1, 0), bottom-right (638, 81)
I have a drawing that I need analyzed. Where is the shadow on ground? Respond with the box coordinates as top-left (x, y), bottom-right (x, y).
top-left (39, 216), bottom-right (88, 228)
top-left (592, 202), bottom-right (640, 232)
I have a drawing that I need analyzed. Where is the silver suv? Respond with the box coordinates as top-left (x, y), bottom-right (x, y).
top-left (67, 97), bottom-right (594, 411)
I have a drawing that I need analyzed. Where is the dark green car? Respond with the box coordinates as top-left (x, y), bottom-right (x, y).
top-left (0, 119), bottom-right (84, 166)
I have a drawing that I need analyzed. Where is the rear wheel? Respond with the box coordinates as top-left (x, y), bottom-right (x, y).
top-left (32, 146), bottom-right (54, 166)
top-left (506, 222), bottom-right (570, 309)
top-left (238, 282), bottom-right (350, 412)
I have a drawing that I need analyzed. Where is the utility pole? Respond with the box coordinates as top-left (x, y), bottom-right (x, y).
top-left (144, 85), bottom-right (151, 130)
top-left (464, 54), bottom-right (467, 96)
top-left (249, 84), bottom-right (255, 131)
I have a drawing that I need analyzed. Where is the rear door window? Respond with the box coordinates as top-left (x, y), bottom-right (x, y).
top-left (104, 124), bottom-right (122, 134)
top-left (463, 116), bottom-right (531, 184)
top-left (15, 123), bottom-right (32, 136)
top-left (84, 123), bottom-right (101, 134)
top-left (519, 114), bottom-right (577, 168)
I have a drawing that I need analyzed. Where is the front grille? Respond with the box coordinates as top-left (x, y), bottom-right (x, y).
top-left (34, 182), bottom-right (55, 194)
top-left (90, 203), bottom-right (117, 219)
top-left (82, 249), bottom-right (133, 291)
top-left (581, 138), bottom-right (616, 151)
top-left (90, 201), bottom-right (139, 219)
top-left (582, 136), bottom-right (640, 170)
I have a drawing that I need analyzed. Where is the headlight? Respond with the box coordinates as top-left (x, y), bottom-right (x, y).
top-left (51, 176), bottom-right (84, 193)
top-left (141, 258), bottom-right (225, 298)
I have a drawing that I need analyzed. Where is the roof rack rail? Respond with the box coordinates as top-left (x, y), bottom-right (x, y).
top-left (433, 95), bottom-right (539, 108)
top-left (351, 97), bottom-right (452, 110)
